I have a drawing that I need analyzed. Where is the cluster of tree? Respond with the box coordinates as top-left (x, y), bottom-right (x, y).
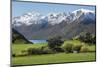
top-left (12, 34), bottom-right (95, 57)
top-left (47, 36), bottom-right (64, 52)
top-left (74, 32), bottom-right (96, 44)
top-left (12, 36), bottom-right (64, 57)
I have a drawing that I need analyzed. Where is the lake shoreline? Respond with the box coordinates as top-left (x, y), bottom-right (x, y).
top-left (29, 40), bottom-right (47, 44)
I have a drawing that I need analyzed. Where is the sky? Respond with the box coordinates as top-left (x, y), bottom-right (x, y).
top-left (12, 1), bottom-right (95, 17)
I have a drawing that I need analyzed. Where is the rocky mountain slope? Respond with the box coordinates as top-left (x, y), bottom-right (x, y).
top-left (12, 9), bottom-right (96, 40)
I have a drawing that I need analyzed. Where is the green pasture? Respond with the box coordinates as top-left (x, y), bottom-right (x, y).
top-left (12, 40), bottom-right (96, 66)
top-left (12, 52), bottom-right (95, 66)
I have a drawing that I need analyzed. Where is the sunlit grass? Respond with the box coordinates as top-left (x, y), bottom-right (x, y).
top-left (12, 52), bottom-right (96, 66)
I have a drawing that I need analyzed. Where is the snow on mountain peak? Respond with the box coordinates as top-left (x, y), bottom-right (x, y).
top-left (12, 9), bottom-right (95, 26)
top-left (68, 8), bottom-right (95, 22)
top-left (12, 11), bottom-right (42, 26)
top-left (47, 12), bottom-right (67, 25)
top-left (72, 8), bottom-right (94, 14)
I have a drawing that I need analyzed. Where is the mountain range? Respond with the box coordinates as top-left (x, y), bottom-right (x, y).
top-left (12, 9), bottom-right (96, 40)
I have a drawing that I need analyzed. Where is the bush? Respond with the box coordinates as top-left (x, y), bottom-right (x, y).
top-left (47, 36), bottom-right (64, 51)
top-left (27, 48), bottom-right (42, 55)
top-left (40, 46), bottom-right (53, 54)
top-left (80, 46), bottom-right (89, 53)
top-left (53, 47), bottom-right (64, 53)
top-left (72, 44), bottom-right (82, 53)
top-left (27, 46), bottom-right (56, 55)
top-left (62, 42), bottom-right (73, 53)
top-left (78, 32), bottom-right (96, 44)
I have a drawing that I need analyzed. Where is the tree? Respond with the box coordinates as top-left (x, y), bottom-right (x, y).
top-left (78, 32), bottom-right (96, 44)
top-left (47, 36), bottom-right (64, 52)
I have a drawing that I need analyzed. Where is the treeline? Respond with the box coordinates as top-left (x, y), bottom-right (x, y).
top-left (73, 32), bottom-right (96, 44)
top-left (12, 33), bottom-right (96, 57)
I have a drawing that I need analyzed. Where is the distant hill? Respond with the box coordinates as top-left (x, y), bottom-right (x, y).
top-left (12, 28), bottom-right (32, 44)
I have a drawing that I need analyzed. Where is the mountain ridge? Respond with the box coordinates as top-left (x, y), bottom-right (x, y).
top-left (12, 9), bottom-right (95, 26)
top-left (12, 9), bottom-right (96, 40)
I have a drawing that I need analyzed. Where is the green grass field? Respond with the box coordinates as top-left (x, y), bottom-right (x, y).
top-left (12, 43), bottom-right (47, 54)
top-left (12, 40), bottom-right (96, 66)
top-left (12, 53), bottom-right (95, 66)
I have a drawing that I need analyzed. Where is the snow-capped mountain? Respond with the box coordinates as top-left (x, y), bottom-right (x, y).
top-left (12, 9), bottom-right (95, 26)
top-left (12, 11), bottom-right (42, 26)
top-left (12, 9), bottom-right (96, 40)
top-left (66, 9), bottom-right (95, 23)
top-left (12, 12), bottom-right (68, 26)
top-left (47, 12), bottom-right (67, 25)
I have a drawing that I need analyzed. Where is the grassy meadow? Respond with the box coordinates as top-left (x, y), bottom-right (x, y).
top-left (12, 40), bottom-right (96, 66)
top-left (12, 43), bottom-right (47, 54)
top-left (12, 53), bottom-right (95, 66)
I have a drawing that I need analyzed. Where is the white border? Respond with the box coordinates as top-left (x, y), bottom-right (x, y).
top-left (0, 0), bottom-right (100, 67)
top-left (23, 0), bottom-right (96, 5)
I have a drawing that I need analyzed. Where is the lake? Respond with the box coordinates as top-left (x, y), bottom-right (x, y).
top-left (29, 40), bottom-right (47, 44)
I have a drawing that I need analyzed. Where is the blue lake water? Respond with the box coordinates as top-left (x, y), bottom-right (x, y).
top-left (29, 40), bottom-right (47, 44)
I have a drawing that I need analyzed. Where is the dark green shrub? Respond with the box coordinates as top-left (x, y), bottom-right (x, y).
top-left (27, 46), bottom-right (55, 55)
top-left (72, 44), bottom-right (82, 53)
top-left (27, 48), bottom-right (42, 55)
top-left (62, 42), bottom-right (73, 53)
top-left (77, 32), bottom-right (96, 44)
top-left (21, 50), bottom-right (27, 53)
top-left (47, 36), bottom-right (64, 51)
top-left (41, 46), bottom-right (54, 54)
top-left (20, 50), bottom-right (28, 56)
top-left (53, 47), bottom-right (64, 52)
